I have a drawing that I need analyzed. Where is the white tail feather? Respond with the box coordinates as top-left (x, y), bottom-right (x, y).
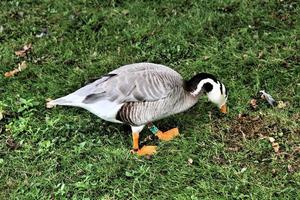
top-left (46, 94), bottom-right (84, 108)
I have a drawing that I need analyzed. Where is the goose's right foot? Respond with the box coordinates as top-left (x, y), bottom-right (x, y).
top-left (147, 123), bottom-right (180, 141)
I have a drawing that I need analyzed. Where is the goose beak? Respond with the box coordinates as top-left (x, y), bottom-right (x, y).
top-left (220, 104), bottom-right (227, 114)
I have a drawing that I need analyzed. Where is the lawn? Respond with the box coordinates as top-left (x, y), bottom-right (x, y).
top-left (0, 0), bottom-right (299, 199)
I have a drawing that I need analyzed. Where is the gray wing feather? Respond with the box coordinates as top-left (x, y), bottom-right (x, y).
top-left (81, 63), bottom-right (183, 104)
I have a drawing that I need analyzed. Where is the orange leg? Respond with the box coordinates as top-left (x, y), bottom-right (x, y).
top-left (132, 132), bottom-right (139, 151)
top-left (131, 131), bottom-right (157, 156)
top-left (148, 123), bottom-right (179, 141)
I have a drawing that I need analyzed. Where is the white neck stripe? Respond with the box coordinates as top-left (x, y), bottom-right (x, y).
top-left (191, 78), bottom-right (216, 96)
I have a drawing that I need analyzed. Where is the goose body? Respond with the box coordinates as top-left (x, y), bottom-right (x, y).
top-left (48, 63), bottom-right (198, 125)
top-left (47, 62), bottom-right (228, 156)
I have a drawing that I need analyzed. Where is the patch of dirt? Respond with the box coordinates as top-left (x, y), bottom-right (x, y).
top-left (213, 114), bottom-right (281, 143)
top-left (212, 113), bottom-right (300, 153)
top-left (212, 113), bottom-right (300, 171)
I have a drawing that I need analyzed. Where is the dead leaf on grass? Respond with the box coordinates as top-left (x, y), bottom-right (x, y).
top-left (258, 51), bottom-right (264, 59)
top-left (250, 99), bottom-right (258, 109)
top-left (6, 138), bottom-right (20, 150)
top-left (277, 101), bottom-right (287, 109)
top-left (15, 43), bottom-right (32, 57)
top-left (272, 142), bottom-right (280, 153)
top-left (227, 146), bottom-right (240, 152)
top-left (268, 137), bottom-right (280, 153)
top-left (4, 61), bottom-right (27, 77)
top-left (287, 164), bottom-right (294, 173)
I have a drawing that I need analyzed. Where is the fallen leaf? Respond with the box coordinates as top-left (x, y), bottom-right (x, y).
top-left (258, 51), bottom-right (264, 59)
top-left (18, 60), bottom-right (27, 70)
top-left (287, 164), bottom-right (294, 173)
top-left (188, 158), bottom-right (193, 165)
top-left (4, 61), bottom-right (27, 77)
top-left (227, 146), bottom-right (240, 152)
top-left (268, 137), bottom-right (280, 153)
top-left (277, 101), bottom-right (287, 109)
top-left (250, 99), bottom-right (258, 109)
top-left (6, 138), bottom-right (19, 150)
top-left (272, 142), bottom-right (280, 153)
top-left (15, 43), bottom-right (32, 57)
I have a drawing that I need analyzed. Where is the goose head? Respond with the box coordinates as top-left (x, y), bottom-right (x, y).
top-left (185, 73), bottom-right (228, 113)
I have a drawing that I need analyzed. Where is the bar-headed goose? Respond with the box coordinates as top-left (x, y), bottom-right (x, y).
top-left (47, 63), bottom-right (228, 156)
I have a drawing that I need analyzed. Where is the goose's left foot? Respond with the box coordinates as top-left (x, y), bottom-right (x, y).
top-left (131, 130), bottom-right (157, 156)
top-left (131, 145), bottom-right (157, 156)
top-left (156, 128), bottom-right (179, 141)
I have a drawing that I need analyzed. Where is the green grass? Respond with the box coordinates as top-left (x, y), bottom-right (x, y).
top-left (1, 0), bottom-right (300, 199)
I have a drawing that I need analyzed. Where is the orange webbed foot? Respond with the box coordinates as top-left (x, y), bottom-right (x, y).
top-left (131, 145), bottom-right (157, 156)
top-left (156, 128), bottom-right (179, 141)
